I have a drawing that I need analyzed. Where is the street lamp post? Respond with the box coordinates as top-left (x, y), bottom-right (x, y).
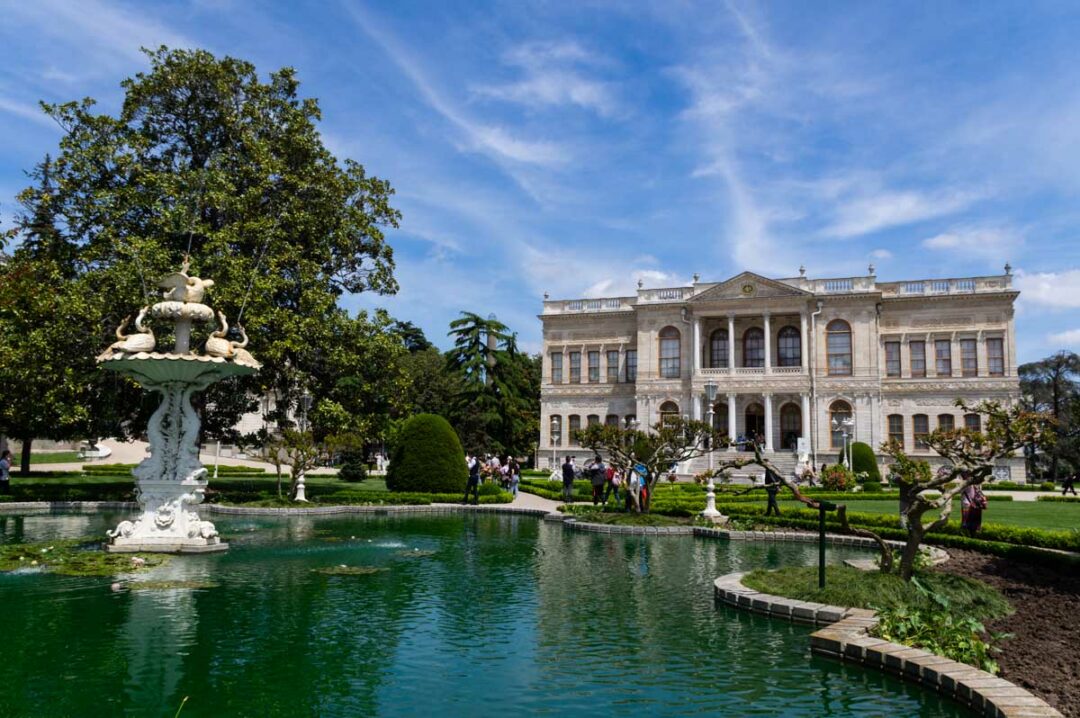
top-left (549, 416), bottom-right (562, 481)
top-left (831, 416), bottom-right (855, 469)
top-left (295, 390), bottom-right (313, 502)
top-left (702, 380), bottom-right (723, 521)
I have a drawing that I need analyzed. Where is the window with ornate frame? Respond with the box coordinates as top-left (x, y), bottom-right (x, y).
top-left (987, 338), bottom-right (1005, 376)
top-left (606, 350), bottom-right (619, 383)
top-left (743, 327), bottom-right (764, 368)
top-left (913, 414), bottom-right (929, 449)
top-left (777, 326), bottom-right (801, 367)
top-left (885, 341), bottom-right (901, 377)
top-left (587, 351), bottom-right (600, 383)
top-left (826, 320), bottom-right (852, 376)
top-left (935, 339), bottom-right (952, 376)
top-left (910, 340), bottom-right (926, 378)
top-left (709, 329), bottom-right (729, 368)
top-left (659, 327), bottom-right (681, 378)
top-left (960, 338), bottom-right (977, 377)
top-left (830, 400), bottom-right (853, 448)
top-left (569, 352), bottom-right (581, 383)
top-left (659, 401), bottom-right (680, 426)
top-left (888, 414), bottom-right (904, 448)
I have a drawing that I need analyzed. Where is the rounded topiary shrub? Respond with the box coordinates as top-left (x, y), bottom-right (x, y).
top-left (385, 414), bottom-right (468, 493)
top-left (338, 449), bottom-right (368, 483)
top-left (850, 441), bottom-right (881, 483)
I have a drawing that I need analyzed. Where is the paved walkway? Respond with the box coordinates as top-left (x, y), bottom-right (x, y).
top-left (510, 490), bottom-right (563, 513)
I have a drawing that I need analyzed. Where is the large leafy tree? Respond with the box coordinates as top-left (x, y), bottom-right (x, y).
top-left (1019, 351), bottom-right (1080, 479)
top-left (3, 47), bottom-right (401, 456)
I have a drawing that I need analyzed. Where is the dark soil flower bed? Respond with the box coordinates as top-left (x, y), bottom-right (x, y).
top-left (937, 548), bottom-right (1080, 717)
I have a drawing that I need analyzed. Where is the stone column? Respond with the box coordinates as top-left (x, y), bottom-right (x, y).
top-left (800, 311), bottom-right (808, 370)
top-left (764, 394), bottom-right (774, 452)
top-left (763, 312), bottom-right (772, 373)
top-left (801, 393), bottom-right (810, 444)
top-left (727, 315), bottom-right (736, 369)
top-left (727, 393), bottom-right (737, 450)
top-left (693, 315), bottom-right (702, 375)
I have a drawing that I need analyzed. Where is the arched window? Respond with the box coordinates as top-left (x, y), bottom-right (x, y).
top-left (888, 414), bottom-right (904, 448)
top-left (659, 401), bottom-right (680, 425)
top-left (744, 403), bottom-right (765, 441)
top-left (937, 414), bottom-right (955, 432)
top-left (964, 413), bottom-right (981, 432)
top-left (568, 415), bottom-right (581, 446)
top-left (605, 414), bottom-right (619, 426)
top-left (550, 415), bottom-right (562, 446)
top-left (712, 402), bottom-right (729, 437)
top-left (826, 320), bottom-right (852, 376)
top-left (780, 403), bottom-right (801, 449)
top-left (587, 414), bottom-right (601, 427)
top-left (709, 329), bottom-right (729, 368)
top-left (743, 327), bottom-right (764, 368)
top-left (659, 326), bottom-right (681, 378)
top-left (913, 414), bottom-right (929, 449)
top-left (829, 400), bottom-right (853, 449)
top-left (777, 326), bottom-right (801, 367)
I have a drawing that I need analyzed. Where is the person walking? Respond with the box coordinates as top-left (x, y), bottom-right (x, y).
top-left (589, 455), bottom-right (606, 505)
top-left (508, 457), bottom-right (521, 498)
top-left (764, 470), bottom-right (781, 516)
top-left (463, 454), bottom-right (481, 505)
top-left (0, 450), bottom-right (10, 494)
top-left (602, 464), bottom-right (620, 507)
top-left (562, 456), bottom-right (576, 504)
top-left (960, 481), bottom-right (987, 536)
top-left (1062, 472), bottom-right (1077, 497)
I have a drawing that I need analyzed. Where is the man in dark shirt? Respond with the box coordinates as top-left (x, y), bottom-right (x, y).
top-left (463, 454), bottom-right (480, 505)
top-left (562, 456), bottom-right (576, 504)
top-left (764, 469), bottom-right (781, 516)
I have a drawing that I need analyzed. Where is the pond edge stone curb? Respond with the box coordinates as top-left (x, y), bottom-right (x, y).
top-left (713, 571), bottom-right (1062, 718)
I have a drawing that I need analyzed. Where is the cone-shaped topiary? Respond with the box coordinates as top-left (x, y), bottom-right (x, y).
top-left (850, 441), bottom-right (882, 483)
top-left (386, 414), bottom-right (468, 493)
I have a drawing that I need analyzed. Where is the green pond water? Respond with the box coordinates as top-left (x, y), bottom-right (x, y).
top-left (0, 512), bottom-right (969, 717)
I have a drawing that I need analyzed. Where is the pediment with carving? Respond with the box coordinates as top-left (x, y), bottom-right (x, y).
top-left (689, 272), bottom-right (810, 302)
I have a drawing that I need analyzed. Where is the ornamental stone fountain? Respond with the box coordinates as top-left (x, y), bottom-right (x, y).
top-left (98, 259), bottom-right (259, 553)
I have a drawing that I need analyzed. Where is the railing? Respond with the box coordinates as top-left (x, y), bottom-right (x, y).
top-left (698, 366), bottom-right (807, 376)
top-left (822, 279), bottom-right (853, 293)
top-left (734, 367), bottom-right (765, 375)
top-left (903, 282), bottom-right (925, 294)
top-left (771, 366), bottom-right (805, 374)
top-left (545, 297), bottom-right (634, 314)
top-left (881, 276), bottom-right (1007, 297)
top-left (638, 287), bottom-right (688, 303)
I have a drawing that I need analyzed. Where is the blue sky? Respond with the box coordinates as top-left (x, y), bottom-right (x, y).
top-left (2, 1), bottom-right (1079, 361)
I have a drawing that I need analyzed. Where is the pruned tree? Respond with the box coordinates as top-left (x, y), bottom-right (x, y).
top-left (574, 417), bottom-right (718, 512)
top-left (882, 399), bottom-right (1055, 580)
top-left (712, 442), bottom-right (896, 573)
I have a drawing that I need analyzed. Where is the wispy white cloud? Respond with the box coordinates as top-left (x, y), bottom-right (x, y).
top-left (1047, 328), bottom-right (1080, 347)
top-left (1015, 269), bottom-right (1080, 309)
top-left (870, 248), bottom-right (893, 260)
top-left (343, 5), bottom-right (569, 170)
top-left (921, 225), bottom-right (1022, 260)
top-left (824, 188), bottom-right (984, 239)
top-left (473, 41), bottom-right (621, 118)
top-left (0, 97), bottom-right (56, 129)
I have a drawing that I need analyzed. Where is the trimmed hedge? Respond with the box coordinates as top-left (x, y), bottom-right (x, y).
top-left (850, 441), bottom-right (881, 482)
top-left (386, 414), bottom-right (468, 494)
top-left (1037, 495), bottom-right (1080, 503)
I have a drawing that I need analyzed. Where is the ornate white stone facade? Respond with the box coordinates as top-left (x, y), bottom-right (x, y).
top-left (539, 269), bottom-right (1025, 480)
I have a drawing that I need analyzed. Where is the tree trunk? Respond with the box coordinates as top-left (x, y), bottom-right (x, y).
top-left (20, 438), bottom-right (32, 475)
top-left (899, 527), bottom-right (924, 581)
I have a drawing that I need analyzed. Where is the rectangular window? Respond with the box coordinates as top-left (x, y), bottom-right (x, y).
top-left (913, 415), bottom-right (929, 449)
top-left (964, 414), bottom-right (981, 432)
top-left (934, 340), bottom-right (952, 376)
top-left (885, 341), bottom-right (901, 377)
top-left (587, 351), bottom-right (600, 383)
top-left (625, 350), bottom-right (638, 382)
top-left (569, 352), bottom-right (581, 383)
top-left (606, 350), bottom-right (619, 383)
top-left (550, 352), bottom-right (563, 384)
top-left (909, 341), bottom-right (926, 378)
top-left (888, 414), bottom-right (904, 448)
top-left (659, 338), bottom-right (680, 378)
top-left (987, 338), bottom-right (1005, 376)
top-left (960, 338), bottom-right (977, 377)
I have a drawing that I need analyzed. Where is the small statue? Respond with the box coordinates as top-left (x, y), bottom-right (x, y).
top-left (106, 307), bottom-right (155, 355)
top-left (205, 311), bottom-right (259, 367)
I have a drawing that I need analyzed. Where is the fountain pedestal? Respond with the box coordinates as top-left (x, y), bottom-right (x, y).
top-left (98, 261), bottom-right (259, 554)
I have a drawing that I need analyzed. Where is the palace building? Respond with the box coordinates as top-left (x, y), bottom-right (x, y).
top-left (538, 267), bottom-right (1025, 481)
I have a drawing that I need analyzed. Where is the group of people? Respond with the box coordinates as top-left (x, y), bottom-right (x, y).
top-left (561, 455), bottom-right (648, 509)
top-left (462, 453), bottom-right (521, 505)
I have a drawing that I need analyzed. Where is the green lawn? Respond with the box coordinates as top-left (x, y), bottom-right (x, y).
top-left (29, 452), bottom-right (83, 464)
top-left (774, 498), bottom-right (1080, 531)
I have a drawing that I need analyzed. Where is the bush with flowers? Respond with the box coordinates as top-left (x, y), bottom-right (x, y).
top-left (820, 464), bottom-right (856, 492)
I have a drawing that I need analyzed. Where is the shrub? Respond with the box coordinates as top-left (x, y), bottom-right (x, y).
top-left (850, 442), bottom-right (881, 483)
top-left (385, 414), bottom-right (468, 493)
top-left (1039, 481), bottom-right (1056, 491)
top-left (821, 464), bottom-right (855, 491)
top-left (860, 479), bottom-right (883, 493)
top-left (1036, 495), bottom-right (1080, 503)
top-left (338, 450), bottom-right (367, 483)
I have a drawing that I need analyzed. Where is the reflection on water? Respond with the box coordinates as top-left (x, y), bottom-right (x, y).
top-left (0, 512), bottom-right (969, 717)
